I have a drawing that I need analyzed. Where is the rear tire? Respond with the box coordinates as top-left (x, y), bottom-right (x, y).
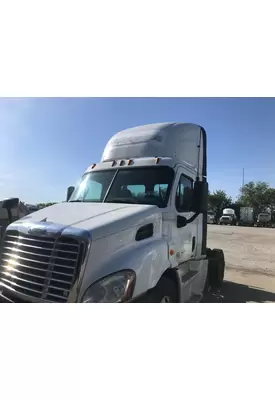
top-left (139, 276), bottom-right (178, 303)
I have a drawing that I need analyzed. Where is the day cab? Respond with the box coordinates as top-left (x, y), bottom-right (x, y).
top-left (0, 123), bottom-right (225, 303)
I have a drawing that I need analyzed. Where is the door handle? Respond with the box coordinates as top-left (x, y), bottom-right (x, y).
top-left (192, 236), bottom-right (196, 252)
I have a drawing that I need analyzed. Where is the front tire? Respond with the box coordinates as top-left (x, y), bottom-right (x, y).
top-left (139, 277), bottom-right (178, 303)
top-left (207, 248), bottom-right (225, 289)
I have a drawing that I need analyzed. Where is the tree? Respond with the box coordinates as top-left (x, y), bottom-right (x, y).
top-left (37, 202), bottom-right (57, 209)
top-left (208, 190), bottom-right (232, 219)
top-left (238, 181), bottom-right (272, 212)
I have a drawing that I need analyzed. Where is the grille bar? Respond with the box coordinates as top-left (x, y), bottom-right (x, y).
top-left (4, 240), bottom-right (79, 255)
top-left (0, 266), bottom-right (73, 285)
top-left (1, 276), bottom-right (69, 299)
top-left (1, 278), bottom-right (44, 295)
top-left (2, 246), bottom-right (78, 263)
top-left (1, 258), bottom-right (75, 277)
top-left (1, 252), bottom-right (76, 269)
top-left (0, 230), bottom-right (85, 303)
top-left (5, 234), bottom-right (80, 247)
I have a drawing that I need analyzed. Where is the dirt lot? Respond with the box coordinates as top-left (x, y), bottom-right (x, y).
top-left (206, 224), bottom-right (275, 302)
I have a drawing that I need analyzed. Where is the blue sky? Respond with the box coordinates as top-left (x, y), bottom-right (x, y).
top-left (1, 97), bottom-right (275, 203)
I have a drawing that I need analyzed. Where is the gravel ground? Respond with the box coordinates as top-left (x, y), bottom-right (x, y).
top-left (205, 224), bottom-right (275, 302)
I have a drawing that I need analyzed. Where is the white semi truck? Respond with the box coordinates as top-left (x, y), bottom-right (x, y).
top-left (219, 208), bottom-right (237, 226)
top-left (0, 123), bottom-right (225, 303)
top-left (0, 198), bottom-right (29, 241)
top-left (256, 212), bottom-right (272, 228)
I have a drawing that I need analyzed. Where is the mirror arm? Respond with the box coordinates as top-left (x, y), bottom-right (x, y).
top-left (185, 212), bottom-right (200, 224)
top-left (7, 209), bottom-right (12, 225)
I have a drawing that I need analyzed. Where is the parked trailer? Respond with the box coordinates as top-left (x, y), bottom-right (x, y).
top-left (238, 207), bottom-right (254, 226)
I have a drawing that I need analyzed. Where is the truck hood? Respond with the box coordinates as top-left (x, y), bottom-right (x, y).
top-left (18, 202), bottom-right (161, 240)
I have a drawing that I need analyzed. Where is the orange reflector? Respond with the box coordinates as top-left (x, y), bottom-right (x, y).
top-left (128, 159), bottom-right (132, 165)
top-left (170, 249), bottom-right (174, 256)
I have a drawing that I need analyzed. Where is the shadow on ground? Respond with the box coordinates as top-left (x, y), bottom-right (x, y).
top-left (204, 280), bottom-right (275, 303)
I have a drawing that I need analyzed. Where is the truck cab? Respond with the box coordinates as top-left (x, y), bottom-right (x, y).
top-left (0, 198), bottom-right (28, 241)
top-left (256, 212), bottom-right (271, 228)
top-left (0, 123), bottom-right (225, 303)
top-left (219, 208), bottom-right (237, 226)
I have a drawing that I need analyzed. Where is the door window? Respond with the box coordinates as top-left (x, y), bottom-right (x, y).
top-left (175, 175), bottom-right (193, 212)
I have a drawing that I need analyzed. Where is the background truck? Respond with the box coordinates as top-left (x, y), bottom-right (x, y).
top-left (0, 122), bottom-right (225, 303)
top-left (0, 198), bottom-right (28, 241)
top-left (219, 208), bottom-right (237, 225)
top-left (238, 207), bottom-right (254, 226)
top-left (207, 211), bottom-right (216, 224)
top-left (256, 212), bottom-right (272, 227)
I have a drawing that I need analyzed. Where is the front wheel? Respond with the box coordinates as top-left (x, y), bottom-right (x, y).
top-left (207, 249), bottom-right (225, 290)
top-left (139, 276), bottom-right (178, 303)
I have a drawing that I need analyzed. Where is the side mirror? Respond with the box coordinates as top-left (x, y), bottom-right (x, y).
top-left (66, 186), bottom-right (75, 202)
top-left (1, 197), bottom-right (19, 224)
top-left (191, 181), bottom-right (208, 214)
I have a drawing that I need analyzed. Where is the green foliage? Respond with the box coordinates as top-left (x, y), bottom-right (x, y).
top-left (238, 181), bottom-right (275, 213)
top-left (208, 190), bottom-right (232, 218)
top-left (37, 202), bottom-right (57, 209)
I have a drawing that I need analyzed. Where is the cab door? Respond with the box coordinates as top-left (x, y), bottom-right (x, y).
top-left (171, 167), bottom-right (198, 264)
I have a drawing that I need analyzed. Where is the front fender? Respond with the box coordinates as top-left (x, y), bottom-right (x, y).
top-left (78, 238), bottom-right (170, 301)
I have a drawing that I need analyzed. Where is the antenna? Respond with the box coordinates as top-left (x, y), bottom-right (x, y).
top-left (242, 168), bottom-right (244, 188)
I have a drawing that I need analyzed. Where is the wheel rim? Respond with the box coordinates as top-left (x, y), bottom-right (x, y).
top-left (161, 296), bottom-right (171, 303)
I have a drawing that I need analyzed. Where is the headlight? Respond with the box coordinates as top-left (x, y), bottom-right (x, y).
top-left (82, 270), bottom-right (136, 303)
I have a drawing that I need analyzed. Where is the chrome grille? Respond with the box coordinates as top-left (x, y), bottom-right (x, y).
top-left (0, 230), bottom-right (85, 302)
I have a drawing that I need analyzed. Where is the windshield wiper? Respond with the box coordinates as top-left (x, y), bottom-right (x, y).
top-left (105, 198), bottom-right (138, 204)
top-left (69, 200), bottom-right (84, 202)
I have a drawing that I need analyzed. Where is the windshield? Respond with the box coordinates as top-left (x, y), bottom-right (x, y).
top-left (69, 166), bottom-right (175, 208)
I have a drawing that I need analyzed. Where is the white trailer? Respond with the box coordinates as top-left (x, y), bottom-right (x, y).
top-left (0, 123), bottom-right (225, 303)
top-left (238, 207), bottom-right (254, 226)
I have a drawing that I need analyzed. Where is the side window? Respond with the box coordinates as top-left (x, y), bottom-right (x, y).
top-left (175, 175), bottom-right (193, 212)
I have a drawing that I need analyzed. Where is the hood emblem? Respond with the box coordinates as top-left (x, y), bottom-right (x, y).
top-left (28, 226), bottom-right (48, 235)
